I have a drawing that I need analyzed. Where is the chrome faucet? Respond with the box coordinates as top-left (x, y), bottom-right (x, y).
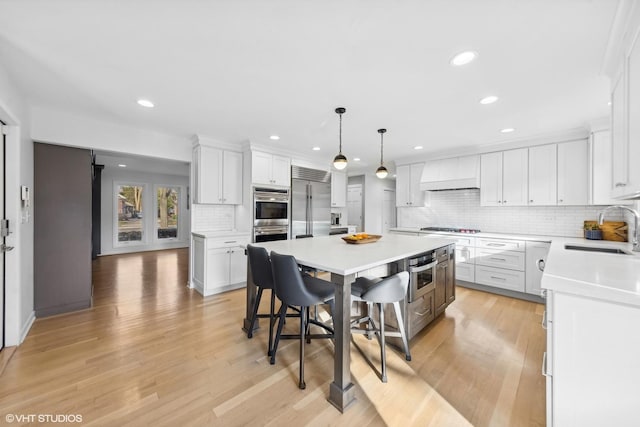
top-left (598, 205), bottom-right (640, 252)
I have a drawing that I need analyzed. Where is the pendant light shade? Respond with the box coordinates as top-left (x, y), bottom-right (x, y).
top-left (375, 128), bottom-right (388, 179)
top-left (333, 107), bottom-right (347, 170)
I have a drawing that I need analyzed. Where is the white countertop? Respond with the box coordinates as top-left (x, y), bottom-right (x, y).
top-left (192, 230), bottom-right (250, 239)
top-left (542, 237), bottom-right (640, 307)
top-left (252, 233), bottom-right (454, 276)
top-left (389, 227), bottom-right (553, 242)
top-left (391, 227), bottom-right (640, 306)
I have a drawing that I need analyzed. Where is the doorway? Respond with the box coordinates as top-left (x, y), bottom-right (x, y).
top-left (1, 122), bottom-right (5, 351)
top-left (382, 189), bottom-right (396, 233)
top-left (347, 184), bottom-right (363, 233)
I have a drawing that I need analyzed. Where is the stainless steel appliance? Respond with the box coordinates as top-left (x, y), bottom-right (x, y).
top-left (253, 188), bottom-right (289, 242)
top-left (421, 226), bottom-right (481, 234)
top-left (291, 166), bottom-right (331, 238)
top-left (254, 188), bottom-right (289, 227)
top-left (407, 251), bottom-right (437, 302)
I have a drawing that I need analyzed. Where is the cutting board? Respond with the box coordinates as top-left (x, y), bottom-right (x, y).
top-left (583, 221), bottom-right (628, 242)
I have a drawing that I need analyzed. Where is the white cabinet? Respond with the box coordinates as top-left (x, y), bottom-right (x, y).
top-left (396, 163), bottom-right (425, 207)
top-left (591, 130), bottom-right (632, 205)
top-left (191, 234), bottom-right (249, 297)
top-left (528, 144), bottom-right (557, 206)
top-left (525, 241), bottom-right (549, 296)
top-left (331, 171), bottom-right (347, 207)
top-left (193, 146), bottom-right (242, 205)
top-left (420, 155), bottom-right (480, 191)
top-left (252, 151), bottom-right (291, 187)
top-left (480, 149), bottom-right (528, 206)
top-left (474, 237), bottom-right (526, 292)
top-left (557, 140), bottom-right (589, 205)
top-left (453, 236), bottom-right (476, 283)
top-left (623, 28), bottom-right (640, 199)
top-left (546, 291), bottom-right (640, 427)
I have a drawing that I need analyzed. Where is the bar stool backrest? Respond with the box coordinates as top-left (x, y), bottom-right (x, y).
top-left (247, 244), bottom-right (274, 290)
top-left (270, 251), bottom-right (319, 307)
top-left (361, 271), bottom-right (409, 304)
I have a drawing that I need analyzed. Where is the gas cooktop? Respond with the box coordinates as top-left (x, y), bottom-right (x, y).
top-left (420, 227), bottom-right (481, 234)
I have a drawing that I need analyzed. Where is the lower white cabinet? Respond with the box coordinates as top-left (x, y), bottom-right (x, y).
top-left (545, 290), bottom-right (640, 427)
top-left (475, 265), bottom-right (525, 292)
top-left (191, 233), bottom-right (249, 297)
top-left (525, 241), bottom-right (550, 295)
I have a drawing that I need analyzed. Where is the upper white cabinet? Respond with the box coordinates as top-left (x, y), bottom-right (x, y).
top-left (331, 171), bottom-right (347, 207)
top-left (396, 163), bottom-right (425, 207)
top-left (480, 149), bottom-right (528, 206)
top-left (607, 3), bottom-right (640, 200)
top-left (528, 144), bottom-right (557, 206)
top-left (557, 139), bottom-right (589, 205)
top-left (252, 151), bottom-right (291, 187)
top-left (193, 145), bottom-right (242, 205)
top-left (591, 130), bottom-right (632, 205)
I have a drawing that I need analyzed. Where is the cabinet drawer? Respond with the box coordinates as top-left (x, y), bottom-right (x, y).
top-left (453, 236), bottom-right (476, 247)
top-left (475, 265), bottom-right (525, 292)
top-left (477, 238), bottom-right (525, 252)
top-left (206, 236), bottom-right (249, 250)
top-left (456, 262), bottom-right (475, 282)
top-left (407, 291), bottom-right (435, 339)
top-left (455, 246), bottom-right (475, 264)
top-left (475, 248), bottom-right (525, 271)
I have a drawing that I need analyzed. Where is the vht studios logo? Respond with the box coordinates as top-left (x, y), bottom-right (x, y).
top-left (5, 413), bottom-right (83, 423)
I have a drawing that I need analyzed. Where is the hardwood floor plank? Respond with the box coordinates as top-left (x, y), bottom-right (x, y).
top-left (0, 248), bottom-right (545, 426)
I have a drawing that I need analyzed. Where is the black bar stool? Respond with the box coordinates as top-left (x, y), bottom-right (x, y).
top-left (350, 271), bottom-right (411, 383)
top-left (269, 251), bottom-right (335, 389)
top-left (246, 244), bottom-right (278, 356)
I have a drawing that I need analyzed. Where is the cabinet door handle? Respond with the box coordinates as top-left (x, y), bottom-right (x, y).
top-left (497, 200), bottom-right (502, 204)
top-left (414, 308), bottom-right (430, 317)
top-left (224, 241), bottom-right (237, 244)
top-left (542, 310), bottom-right (547, 330)
top-left (615, 182), bottom-right (627, 187)
top-left (487, 243), bottom-right (506, 247)
top-left (503, 200), bottom-right (507, 204)
top-left (529, 199), bottom-right (534, 203)
top-left (542, 352), bottom-right (548, 377)
top-left (490, 276), bottom-right (506, 281)
top-left (558, 199), bottom-right (563, 203)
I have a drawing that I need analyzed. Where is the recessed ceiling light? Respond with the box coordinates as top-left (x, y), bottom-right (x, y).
top-left (500, 128), bottom-right (515, 133)
top-left (353, 158), bottom-right (361, 162)
top-left (270, 135), bottom-right (280, 140)
top-left (450, 51), bottom-right (478, 66)
top-left (312, 146), bottom-right (320, 151)
top-left (607, 101), bottom-right (612, 106)
top-left (479, 96), bottom-right (499, 105)
top-left (118, 164), bottom-right (127, 168)
top-left (137, 99), bottom-right (154, 108)
top-left (414, 146), bottom-right (423, 150)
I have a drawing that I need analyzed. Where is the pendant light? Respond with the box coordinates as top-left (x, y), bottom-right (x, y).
top-left (375, 128), bottom-right (388, 179)
top-left (333, 107), bottom-right (347, 170)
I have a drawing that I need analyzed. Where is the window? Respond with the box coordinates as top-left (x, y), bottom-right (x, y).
top-left (116, 184), bottom-right (144, 244)
top-left (156, 186), bottom-right (180, 240)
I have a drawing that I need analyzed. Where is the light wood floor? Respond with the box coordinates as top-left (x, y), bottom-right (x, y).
top-left (0, 248), bottom-right (545, 426)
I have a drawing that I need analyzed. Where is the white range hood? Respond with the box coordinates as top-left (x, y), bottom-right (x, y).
top-left (419, 155), bottom-right (480, 191)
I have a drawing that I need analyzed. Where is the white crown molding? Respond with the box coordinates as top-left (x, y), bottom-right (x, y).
top-left (602, 0), bottom-right (640, 78)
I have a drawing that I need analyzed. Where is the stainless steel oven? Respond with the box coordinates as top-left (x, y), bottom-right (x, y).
top-left (408, 251), bottom-right (437, 302)
top-left (254, 188), bottom-right (289, 227)
top-left (253, 225), bottom-right (289, 243)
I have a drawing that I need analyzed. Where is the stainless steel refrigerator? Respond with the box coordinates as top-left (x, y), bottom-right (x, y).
top-left (291, 166), bottom-right (331, 239)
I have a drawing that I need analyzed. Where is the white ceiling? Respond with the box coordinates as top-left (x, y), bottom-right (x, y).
top-left (94, 150), bottom-right (190, 177)
top-left (0, 0), bottom-right (619, 173)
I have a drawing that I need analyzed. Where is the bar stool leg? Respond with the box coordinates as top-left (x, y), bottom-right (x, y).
top-left (270, 304), bottom-right (287, 365)
top-left (299, 306), bottom-right (307, 389)
top-left (247, 287), bottom-right (264, 339)
top-left (267, 291), bottom-right (276, 356)
top-left (378, 303), bottom-right (387, 383)
top-left (393, 301), bottom-right (412, 361)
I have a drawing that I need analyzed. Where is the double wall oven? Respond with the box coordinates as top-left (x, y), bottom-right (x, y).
top-left (253, 188), bottom-right (289, 242)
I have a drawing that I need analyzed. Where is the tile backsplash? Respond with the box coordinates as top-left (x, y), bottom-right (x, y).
top-left (192, 204), bottom-right (235, 232)
top-left (397, 189), bottom-right (627, 238)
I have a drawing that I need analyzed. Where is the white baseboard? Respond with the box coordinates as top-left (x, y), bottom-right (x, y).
top-left (19, 311), bottom-right (36, 344)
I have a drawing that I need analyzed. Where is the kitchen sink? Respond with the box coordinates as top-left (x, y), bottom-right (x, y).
top-left (564, 244), bottom-right (632, 255)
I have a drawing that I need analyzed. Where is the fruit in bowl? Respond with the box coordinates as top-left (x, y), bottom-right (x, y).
top-left (345, 233), bottom-right (369, 240)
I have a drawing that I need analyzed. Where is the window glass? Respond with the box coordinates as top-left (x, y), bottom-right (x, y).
top-left (117, 184), bottom-right (144, 242)
top-left (157, 187), bottom-right (179, 239)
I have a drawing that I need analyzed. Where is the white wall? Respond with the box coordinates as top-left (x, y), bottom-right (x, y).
top-left (0, 63), bottom-right (35, 346)
top-left (31, 106), bottom-right (192, 162)
top-left (100, 167), bottom-right (189, 255)
top-left (397, 189), bottom-right (627, 238)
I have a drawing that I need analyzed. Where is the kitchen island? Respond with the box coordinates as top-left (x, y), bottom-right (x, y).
top-left (245, 233), bottom-right (454, 412)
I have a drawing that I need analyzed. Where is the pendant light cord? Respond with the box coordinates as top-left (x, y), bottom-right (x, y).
top-left (338, 112), bottom-right (343, 154)
top-left (380, 131), bottom-right (384, 165)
